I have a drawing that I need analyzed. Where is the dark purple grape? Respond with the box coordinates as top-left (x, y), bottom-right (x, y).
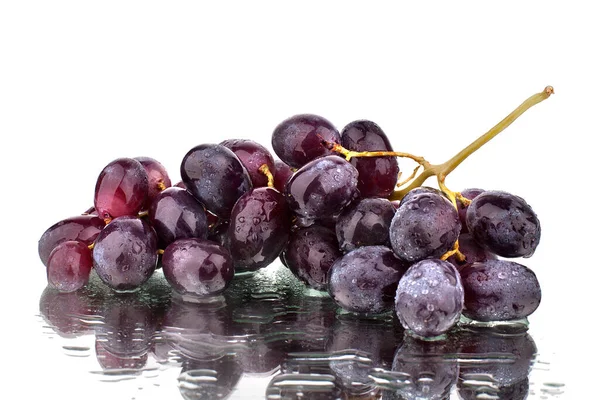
top-left (341, 120), bottom-right (399, 198)
top-left (328, 246), bottom-right (408, 314)
top-left (47, 241), bottom-right (93, 292)
top-left (227, 187), bottom-right (291, 271)
top-left (94, 157), bottom-right (149, 220)
top-left (389, 191), bottom-right (461, 263)
top-left (285, 155), bottom-right (359, 221)
top-left (335, 197), bottom-right (396, 253)
top-left (162, 238), bottom-right (234, 297)
top-left (148, 187), bottom-right (208, 248)
top-left (181, 144), bottom-right (253, 219)
top-left (272, 114), bottom-right (341, 168)
top-left (466, 191), bottom-right (541, 258)
top-left (38, 215), bottom-right (105, 266)
top-left (135, 156), bottom-right (172, 208)
top-left (457, 188), bottom-right (485, 233)
top-left (461, 259), bottom-right (541, 322)
top-left (398, 186), bottom-right (446, 207)
top-left (273, 159), bottom-right (294, 193)
top-left (395, 259), bottom-right (464, 338)
top-left (220, 139), bottom-right (275, 188)
top-left (447, 233), bottom-right (497, 271)
top-left (92, 216), bottom-right (158, 291)
top-left (282, 225), bottom-right (341, 291)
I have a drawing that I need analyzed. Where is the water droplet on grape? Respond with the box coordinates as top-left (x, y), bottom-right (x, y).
top-left (498, 271), bottom-right (507, 279)
top-left (427, 303), bottom-right (435, 311)
top-left (252, 217), bottom-right (261, 225)
top-left (237, 216), bottom-right (245, 223)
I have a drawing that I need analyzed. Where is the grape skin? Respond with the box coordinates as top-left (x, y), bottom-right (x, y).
top-left (220, 139), bottom-right (275, 188)
top-left (466, 190), bottom-right (541, 258)
top-left (389, 192), bottom-right (461, 263)
top-left (47, 240), bottom-right (93, 293)
top-left (456, 188), bottom-right (484, 233)
top-left (460, 259), bottom-right (541, 322)
top-left (395, 259), bottom-right (464, 338)
top-left (135, 156), bottom-right (172, 209)
top-left (273, 159), bottom-right (294, 193)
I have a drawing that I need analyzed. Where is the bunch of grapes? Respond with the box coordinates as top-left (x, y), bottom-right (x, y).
top-left (39, 86), bottom-right (553, 339)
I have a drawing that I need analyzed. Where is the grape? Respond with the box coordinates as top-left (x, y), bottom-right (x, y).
top-left (466, 190), bottom-right (541, 258)
top-left (389, 191), bottom-right (461, 263)
top-left (38, 215), bottom-right (105, 266)
top-left (227, 187), bottom-right (291, 271)
top-left (335, 197), bottom-right (395, 253)
top-left (394, 259), bottom-right (464, 338)
top-left (135, 156), bottom-right (172, 208)
top-left (282, 225), bottom-right (341, 291)
top-left (328, 246), bottom-right (408, 314)
top-left (273, 159), bottom-right (294, 193)
top-left (148, 187), bottom-right (208, 248)
top-left (220, 139), bottom-right (275, 188)
top-left (456, 187), bottom-right (484, 233)
top-left (181, 144), bottom-right (253, 219)
top-left (47, 241), bottom-right (93, 292)
top-left (271, 114), bottom-right (341, 168)
top-left (162, 238), bottom-right (234, 297)
top-left (398, 186), bottom-right (446, 207)
top-left (92, 216), bottom-right (158, 291)
top-left (447, 233), bottom-right (497, 271)
top-left (94, 157), bottom-right (149, 220)
top-left (460, 259), bottom-right (541, 321)
top-left (341, 120), bottom-right (399, 198)
top-left (285, 155), bottom-right (359, 221)
top-left (207, 221), bottom-right (229, 248)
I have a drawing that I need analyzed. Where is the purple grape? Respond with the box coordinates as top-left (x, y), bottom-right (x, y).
top-left (461, 259), bottom-right (541, 321)
top-left (181, 143), bottom-right (253, 219)
top-left (335, 197), bottom-right (395, 253)
top-left (328, 246), bottom-right (408, 314)
top-left (220, 139), bottom-right (275, 188)
top-left (395, 259), bottom-right (464, 338)
top-left (148, 187), bottom-right (208, 248)
top-left (341, 120), bottom-right (399, 198)
top-left (227, 187), bottom-right (291, 271)
top-left (46, 241), bottom-right (93, 292)
top-left (38, 215), bottom-right (105, 266)
top-left (271, 114), bottom-right (341, 168)
top-left (135, 156), bottom-right (172, 209)
top-left (285, 155), bottom-right (359, 221)
top-left (92, 216), bottom-right (158, 291)
top-left (398, 186), bottom-right (446, 207)
top-left (273, 159), bottom-right (294, 193)
top-left (282, 225), bottom-right (341, 291)
top-left (456, 188), bottom-right (485, 233)
top-left (389, 191), bottom-right (461, 263)
top-left (94, 157), bottom-right (149, 220)
top-left (466, 190), bottom-right (541, 258)
top-left (447, 233), bottom-right (497, 272)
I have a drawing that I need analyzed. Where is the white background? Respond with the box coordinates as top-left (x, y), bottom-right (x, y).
top-left (0, 1), bottom-right (597, 399)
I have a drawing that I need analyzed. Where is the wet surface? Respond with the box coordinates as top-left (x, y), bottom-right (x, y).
top-left (37, 263), bottom-right (565, 399)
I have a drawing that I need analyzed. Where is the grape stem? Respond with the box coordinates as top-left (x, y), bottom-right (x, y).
top-left (259, 164), bottom-right (275, 188)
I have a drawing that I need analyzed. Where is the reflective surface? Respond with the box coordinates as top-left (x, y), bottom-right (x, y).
top-left (37, 264), bottom-right (566, 399)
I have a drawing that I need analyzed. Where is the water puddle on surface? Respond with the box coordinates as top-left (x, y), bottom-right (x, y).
top-left (37, 265), bottom-right (567, 399)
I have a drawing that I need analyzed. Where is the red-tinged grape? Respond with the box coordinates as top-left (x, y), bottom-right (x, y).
top-left (273, 159), bottom-right (294, 193)
top-left (447, 233), bottom-right (497, 271)
top-left (328, 246), bottom-right (408, 315)
top-left (148, 187), bottom-right (208, 248)
top-left (38, 215), bottom-right (105, 266)
top-left (181, 143), bottom-right (253, 219)
top-left (282, 225), bottom-right (341, 291)
top-left (221, 139), bottom-right (275, 187)
top-left (389, 191), bottom-right (460, 263)
top-left (47, 241), bottom-right (93, 292)
top-left (285, 155), bottom-right (359, 221)
top-left (162, 238), bottom-right (234, 297)
top-left (341, 120), bottom-right (399, 198)
top-left (272, 114), bottom-right (341, 168)
top-left (94, 157), bottom-right (149, 221)
top-left (135, 156), bottom-right (172, 208)
top-left (395, 259), bottom-right (464, 338)
top-left (335, 197), bottom-right (395, 253)
top-left (92, 216), bottom-right (158, 291)
top-left (227, 187), bottom-right (291, 271)
top-left (466, 191), bottom-right (541, 258)
top-left (460, 259), bottom-right (541, 322)
top-left (456, 188), bottom-right (484, 233)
